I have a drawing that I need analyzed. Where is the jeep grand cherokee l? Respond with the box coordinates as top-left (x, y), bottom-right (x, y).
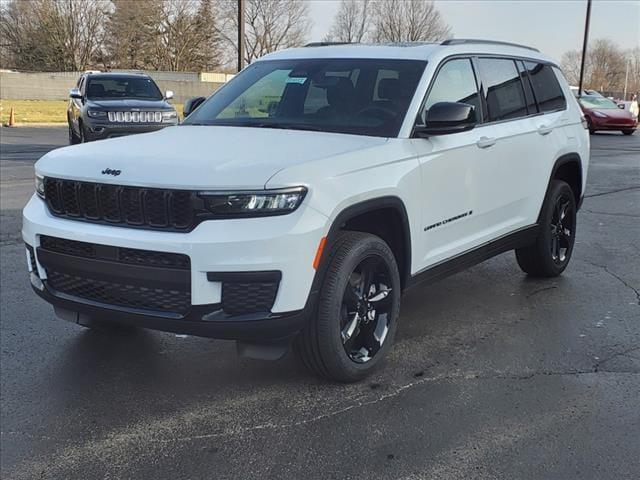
top-left (67, 72), bottom-right (178, 143)
top-left (24, 40), bottom-right (589, 382)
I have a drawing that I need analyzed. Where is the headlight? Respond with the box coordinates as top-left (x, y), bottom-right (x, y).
top-left (162, 111), bottom-right (178, 123)
top-left (35, 174), bottom-right (45, 198)
top-left (199, 187), bottom-right (307, 217)
top-left (592, 111), bottom-right (607, 118)
top-left (87, 109), bottom-right (107, 118)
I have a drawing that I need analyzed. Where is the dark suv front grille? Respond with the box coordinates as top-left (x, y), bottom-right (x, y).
top-left (43, 178), bottom-right (196, 231)
top-left (38, 236), bottom-right (192, 315)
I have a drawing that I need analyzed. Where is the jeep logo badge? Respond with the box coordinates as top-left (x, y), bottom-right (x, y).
top-left (101, 168), bottom-right (121, 176)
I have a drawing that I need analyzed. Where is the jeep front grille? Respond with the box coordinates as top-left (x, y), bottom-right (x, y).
top-left (43, 177), bottom-right (196, 231)
top-left (107, 111), bottom-right (163, 123)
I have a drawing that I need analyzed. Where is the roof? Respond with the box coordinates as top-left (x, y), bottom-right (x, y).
top-left (260, 40), bottom-right (555, 65)
top-left (85, 71), bottom-right (151, 78)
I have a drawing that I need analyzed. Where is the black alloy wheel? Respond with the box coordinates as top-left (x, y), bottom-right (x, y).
top-left (549, 194), bottom-right (574, 265)
top-left (340, 255), bottom-right (394, 363)
top-left (294, 231), bottom-right (401, 382)
top-left (516, 180), bottom-right (577, 277)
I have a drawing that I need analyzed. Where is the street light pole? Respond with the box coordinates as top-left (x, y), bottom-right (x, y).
top-left (238, 0), bottom-right (245, 73)
top-left (623, 60), bottom-right (629, 100)
top-left (577, 0), bottom-right (592, 97)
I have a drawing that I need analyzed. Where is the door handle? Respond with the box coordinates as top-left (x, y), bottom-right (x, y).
top-left (476, 136), bottom-right (496, 148)
top-left (537, 125), bottom-right (553, 135)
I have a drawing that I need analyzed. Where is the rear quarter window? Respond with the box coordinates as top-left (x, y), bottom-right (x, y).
top-left (523, 62), bottom-right (567, 112)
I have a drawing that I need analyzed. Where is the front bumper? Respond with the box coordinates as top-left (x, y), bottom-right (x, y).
top-left (84, 121), bottom-right (176, 141)
top-left (23, 195), bottom-right (328, 339)
top-left (591, 117), bottom-right (637, 130)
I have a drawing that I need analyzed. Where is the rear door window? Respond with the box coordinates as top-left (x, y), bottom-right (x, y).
top-left (523, 62), bottom-right (567, 112)
top-left (477, 58), bottom-right (528, 122)
top-left (516, 61), bottom-right (538, 114)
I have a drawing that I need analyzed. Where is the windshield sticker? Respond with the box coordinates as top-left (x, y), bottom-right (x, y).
top-left (286, 77), bottom-right (307, 84)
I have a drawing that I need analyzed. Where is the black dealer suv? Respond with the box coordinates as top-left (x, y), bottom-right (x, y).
top-left (67, 72), bottom-right (178, 143)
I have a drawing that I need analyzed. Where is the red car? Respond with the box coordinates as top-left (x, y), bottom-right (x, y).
top-left (578, 96), bottom-right (637, 135)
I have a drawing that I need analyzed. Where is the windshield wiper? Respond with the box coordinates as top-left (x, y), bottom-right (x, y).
top-left (250, 122), bottom-right (324, 132)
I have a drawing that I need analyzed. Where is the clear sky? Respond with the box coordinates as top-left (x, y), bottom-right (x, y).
top-left (307, 0), bottom-right (640, 63)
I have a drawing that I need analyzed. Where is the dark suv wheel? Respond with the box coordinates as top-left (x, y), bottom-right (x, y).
top-left (68, 121), bottom-right (80, 145)
top-left (294, 231), bottom-right (401, 382)
top-left (516, 180), bottom-right (577, 277)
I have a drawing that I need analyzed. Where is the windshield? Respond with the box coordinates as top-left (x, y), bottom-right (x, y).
top-left (579, 96), bottom-right (619, 109)
top-left (183, 58), bottom-right (427, 137)
top-left (86, 76), bottom-right (163, 100)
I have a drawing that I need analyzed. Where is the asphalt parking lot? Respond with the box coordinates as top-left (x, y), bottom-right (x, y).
top-left (1, 127), bottom-right (639, 479)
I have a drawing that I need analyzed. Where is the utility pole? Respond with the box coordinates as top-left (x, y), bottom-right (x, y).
top-left (577, 0), bottom-right (592, 97)
top-left (238, 0), bottom-right (245, 73)
top-left (623, 60), bottom-right (629, 100)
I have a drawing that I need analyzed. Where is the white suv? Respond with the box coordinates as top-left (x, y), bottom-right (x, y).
top-left (23, 40), bottom-right (589, 382)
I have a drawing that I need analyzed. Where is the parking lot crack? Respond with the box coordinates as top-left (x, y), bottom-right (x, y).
top-left (583, 186), bottom-right (640, 199)
top-left (583, 260), bottom-right (640, 305)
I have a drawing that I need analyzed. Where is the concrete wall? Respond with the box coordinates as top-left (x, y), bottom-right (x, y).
top-left (0, 71), bottom-right (224, 103)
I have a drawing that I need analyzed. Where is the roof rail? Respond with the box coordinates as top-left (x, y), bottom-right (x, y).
top-left (304, 42), bottom-right (355, 47)
top-left (441, 38), bottom-right (539, 52)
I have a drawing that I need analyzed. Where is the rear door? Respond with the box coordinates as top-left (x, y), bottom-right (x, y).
top-left (472, 57), bottom-right (552, 232)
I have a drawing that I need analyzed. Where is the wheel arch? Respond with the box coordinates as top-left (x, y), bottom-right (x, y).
top-left (539, 153), bottom-right (583, 221)
top-left (318, 196), bottom-right (412, 291)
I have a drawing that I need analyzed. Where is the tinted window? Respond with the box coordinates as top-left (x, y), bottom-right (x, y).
top-left (516, 61), bottom-right (538, 114)
top-left (424, 58), bottom-right (481, 122)
top-left (478, 58), bottom-right (527, 121)
top-left (85, 76), bottom-right (163, 100)
top-left (184, 59), bottom-right (426, 138)
top-left (523, 62), bottom-right (566, 112)
top-left (578, 96), bottom-right (619, 109)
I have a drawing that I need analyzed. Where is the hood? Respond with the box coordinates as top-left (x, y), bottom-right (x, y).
top-left (590, 108), bottom-right (632, 119)
top-left (87, 98), bottom-right (173, 110)
top-left (35, 126), bottom-right (388, 190)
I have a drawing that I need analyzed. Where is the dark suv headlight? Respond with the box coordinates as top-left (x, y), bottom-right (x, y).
top-left (199, 187), bottom-right (307, 217)
top-left (162, 111), bottom-right (178, 123)
top-left (87, 109), bottom-right (107, 118)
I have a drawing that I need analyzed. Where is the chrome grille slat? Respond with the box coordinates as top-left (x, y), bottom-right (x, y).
top-left (107, 111), bottom-right (163, 123)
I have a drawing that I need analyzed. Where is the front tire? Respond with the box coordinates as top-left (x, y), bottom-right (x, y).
top-left (516, 180), bottom-right (577, 277)
top-left (622, 129), bottom-right (635, 135)
top-left (68, 121), bottom-right (80, 144)
top-left (294, 231), bottom-right (401, 382)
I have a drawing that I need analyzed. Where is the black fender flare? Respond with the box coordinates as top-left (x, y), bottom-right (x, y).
top-left (538, 153), bottom-right (584, 222)
top-left (310, 196), bottom-right (412, 298)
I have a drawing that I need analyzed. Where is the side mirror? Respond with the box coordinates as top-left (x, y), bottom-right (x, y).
top-left (165, 90), bottom-right (174, 100)
top-left (69, 88), bottom-right (82, 99)
top-left (617, 103), bottom-right (625, 109)
top-left (183, 96), bottom-right (206, 117)
top-left (414, 101), bottom-right (476, 137)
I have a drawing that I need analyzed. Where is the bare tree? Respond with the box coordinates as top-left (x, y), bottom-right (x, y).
top-left (220, 0), bottom-right (311, 65)
top-left (626, 47), bottom-right (640, 96)
top-left (0, 0), bottom-right (107, 71)
top-left (560, 49), bottom-right (582, 86)
top-left (325, 0), bottom-right (371, 43)
top-left (560, 38), bottom-right (627, 92)
top-left (372, 0), bottom-right (451, 43)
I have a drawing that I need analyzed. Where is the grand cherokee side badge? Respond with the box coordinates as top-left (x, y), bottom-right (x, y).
top-left (101, 168), bottom-right (121, 176)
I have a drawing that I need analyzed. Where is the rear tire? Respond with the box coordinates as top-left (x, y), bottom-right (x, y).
top-left (622, 129), bottom-right (635, 135)
top-left (516, 180), bottom-right (577, 277)
top-left (586, 117), bottom-right (595, 135)
top-left (294, 231), bottom-right (401, 383)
